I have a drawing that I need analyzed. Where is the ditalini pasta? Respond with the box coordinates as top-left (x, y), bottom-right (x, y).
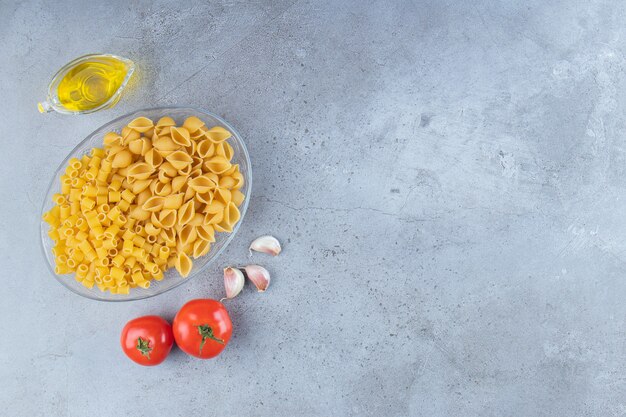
top-left (43, 116), bottom-right (245, 293)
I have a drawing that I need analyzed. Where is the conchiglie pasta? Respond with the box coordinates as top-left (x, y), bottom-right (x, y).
top-left (204, 156), bottom-right (231, 174)
top-left (196, 224), bottom-right (216, 242)
top-left (153, 181), bottom-right (172, 197)
top-left (130, 179), bottom-right (152, 195)
top-left (196, 140), bottom-right (215, 158)
top-left (42, 116), bottom-right (245, 294)
top-left (159, 161), bottom-right (178, 177)
top-left (166, 150), bottom-right (193, 170)
top-left (213, 223), bottom-right (229, 233)
top-left (225, 164), bottom-right (240, 176)
top-left (111, 149), bottom-right (133, 168)
top-left (163, 193), bottom-right (184, 210)
top-left (171, 176), bottom-right (188, 193)
top-left (196, 191), bottom-right (213, 205)
top-left (185, 141), bottom-right (197, 157)
top-left (144, 148), bottom-right (163, 168)
top-left (215, 142), bottom-right (234, 161)
top-left (218, 176), bottom-right (237, 189)
top-left (127, 162), bottom-right (154, 180)
top-left (158, 170), bottom-right (172, 184)
top-left (178, 200), bottom-right (195, 226)
top-left (231, 172), bottom-right (244, 189)
top-left (183, 184), bottom-right (195, 202)
top-left (175, 252), bottom-right (193, 278)
top-left (178, 164), bottom-right (192, 176)
top-left (204, 209), bottom-right (224, 225)
top-left (192, 239), bottom-right (211, 258)
top-left (178, 224), bottom-right (197, 247)
top-left (159, 209), bottom-right (177, 228)
top-left (128, 137), bottom-right (151, 155)
top-left (188, 213), bottom-right (205, 227)
top-left (232, 190), bottom-right (245, 206)
top-left (224, 202), bottom-right (241, 226)
top-left (188, 175), bottom-right (217, 193)
top-left (136, 189), bottom-right (152, 206)
top-left (213, 188), bottom-right (232, 205)
top-left (170, 127), bottom-right (191, 147)
top-left (204, 200), bottom-right (224, 214)
top-left (127, 117), bottom-right (154, 133)
top-left (189, 167), bottom-right (203, 179)
top-left (215, 202), bottom-right (240, 233)
top-left (182, 116), bottom-right (205, 133)
top-left (204, 126), bottom-right (231, 143)
top-left (142, 196), bottom-right (165, 212)
top-left (160, 228), bottom-right (176, 247)
top-left (103, 132), bottom-right (122, 147)
top-left (153, 136), bottom-right (179, 154)
top-left (129, 205), bottom-right (151, 221)
top-left (156, 116), bottom-right (175, 129)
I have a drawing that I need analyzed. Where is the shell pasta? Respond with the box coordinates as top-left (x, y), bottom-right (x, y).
top-left (43, 116), bottom-right (246, 294)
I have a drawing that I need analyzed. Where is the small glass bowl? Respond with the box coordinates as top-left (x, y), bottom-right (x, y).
top-left (38, 54), bottom-right (135, 115)
top-left (39, 107), bottom-right (252, 301)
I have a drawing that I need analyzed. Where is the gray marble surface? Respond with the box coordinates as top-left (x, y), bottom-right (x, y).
top-left (2, 0), bottom-right (626, 415)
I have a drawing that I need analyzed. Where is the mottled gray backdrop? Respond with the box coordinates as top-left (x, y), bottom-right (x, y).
top-left (2, 0), bottom-right (626, 416)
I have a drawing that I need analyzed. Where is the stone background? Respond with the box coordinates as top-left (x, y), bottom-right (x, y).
top-left (2, 0), bottom-right (626, 415)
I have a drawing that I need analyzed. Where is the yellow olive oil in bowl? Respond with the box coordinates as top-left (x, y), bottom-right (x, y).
top-left (38, 54), bottom-right (135, 115)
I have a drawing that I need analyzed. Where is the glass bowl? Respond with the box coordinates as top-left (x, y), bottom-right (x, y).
top-left (39, 107), bottom-right (252, 301)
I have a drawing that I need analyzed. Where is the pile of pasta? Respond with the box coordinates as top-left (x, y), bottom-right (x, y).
top-left (42, 116), bottom-right (245, 294)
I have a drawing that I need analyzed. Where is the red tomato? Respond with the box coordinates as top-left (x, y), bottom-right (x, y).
top-left (173, 299), bottom-right (232, 359)
top-left (120, 315), bottom-right (174, 366)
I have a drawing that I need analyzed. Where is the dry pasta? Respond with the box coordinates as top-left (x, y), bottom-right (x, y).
top-left (43, 116), bottom-right (245, 293)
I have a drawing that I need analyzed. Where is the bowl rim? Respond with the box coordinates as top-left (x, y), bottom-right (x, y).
top-left (39, 106), bottom-right (252, 301)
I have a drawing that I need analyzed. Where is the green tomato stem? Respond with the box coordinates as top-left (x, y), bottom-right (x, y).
top-left (136, 337), bottom-right (152, 359)
top-left (196, 324), bottom-right (224, 354)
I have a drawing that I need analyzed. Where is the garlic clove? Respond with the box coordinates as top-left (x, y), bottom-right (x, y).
top-left (244, 265), bottom-right (271, 292)
top-left (223, 267), bottom-right (245, 299)
top-left (249, 235), bottom-right (281, 256)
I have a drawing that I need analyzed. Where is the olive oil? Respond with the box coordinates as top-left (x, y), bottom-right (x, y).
top-left (57, 57), bottom-right (128, 111)
top-left (38, 54), bottom-right (135, 114)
